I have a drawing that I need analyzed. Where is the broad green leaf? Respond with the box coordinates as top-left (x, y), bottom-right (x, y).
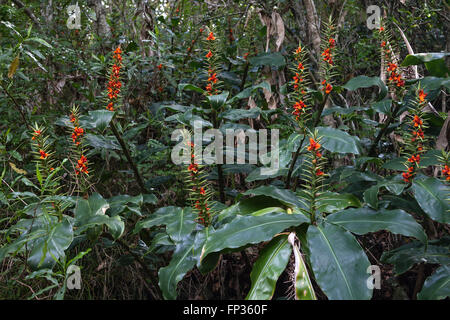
top-left (327, 208), bottom-right (427, 243)
top-left (166, 207), bottom-right (196, 243)
top-left (245, 166), bottom-right (288, 182)
top-left (363, 176), bottom-right (406, 209)
top-left (178, 83), bottom-right (204, 94)
top-left (343, 76), bottom-right (388, 101)
top-left (74, 193), bottom-right (124, 239)
top-left (317, 127), bottom-right (362, 154)
top-left (415, 76), bottom-right (450, 91)
top-left (307, 222), bottom-right (372, 300)
top-left (243, 185), bottom-right (307, 209)
top-left (229, 82), bottom-right (271, 103)
top-left (27, 217), bottom-right (73, 270)
top-left (382, 157), bottom-right (407, 170)
top-left (419, 149), bottom-right (442, 167)
top-left (381, 241), bottom-right (450, 275)
top-left (158, 230), bottom-right (206, 300)
top-left (249, 52), bottom-right (286, 69)
top-left (85, 134), bottom-right (121, 150)
top-left (317, 192), bottom-right (362, 213)
top-left (220, 108), bottom-right (261, 121)
top-left (412, 177), bottom-right (450, 224)
top-left (80, 110), bottom-right (114, 132)
top-left (251, 207), bottom-right (286, 216)
top-left (417, 265), bottom-right (450, 300)
top-left (207, 91), bottom-right (229, 110)
top-left (322, 106), bottom-right (368, 116)
top-left (134, 206), bottom-right (196, 243)
top-left (246, 234), bottom-right (292, 300)
top-left (201, 212), bottom-right (308, 261)
top-left (363, 185), bottom-right (379, 209)
top-left (371, 99), bottom-right (392, 115)
top-left (215, 195), bottom-right (285, 223)
top-left (401, 53), bottom-right (450, 77)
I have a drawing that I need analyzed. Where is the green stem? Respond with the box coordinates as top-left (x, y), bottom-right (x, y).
top-left (361, 101), bottom-right (401, 171)
top-left (286, 94), bottom-right (329, 189)
top-left (109, 119), bottom-right (148, 194)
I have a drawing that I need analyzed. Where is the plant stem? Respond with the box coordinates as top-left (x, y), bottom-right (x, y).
top-left (109, 119), bottom-right (148, 194)
top-left (0, 81), bottom-right (32, 130)
top-left (286, 94), bottom-right (329, 189)
top-left (361, 101), bottom-right (401, 171)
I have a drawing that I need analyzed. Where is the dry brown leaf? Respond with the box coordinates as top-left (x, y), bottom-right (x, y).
top-left (8, 54), bottom-right (19, 79)
top-left (271, 12), bottom-right (285, 52)
top-left (436, 111), bottom-right (450, 150)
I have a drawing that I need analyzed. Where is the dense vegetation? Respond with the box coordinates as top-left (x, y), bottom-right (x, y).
top-left (0, 0), bottom-right (449, 300)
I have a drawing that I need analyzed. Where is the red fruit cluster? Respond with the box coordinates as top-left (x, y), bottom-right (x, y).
top-left (204, 32), bottom-right (219, 95)
top-left (291, 45), bottom-right (309, 122)
top-left (307, 138), bottom-right (324, 176)
top-left (206, 32), bottom-right (215, 41)
top-left (32, 130), bottom-right (41, 141)
top-left (387, 62), bottom-right (405, 87)
top-left (292, 100), bottom-right (306, 120)
top-left (75, 155), bottom-right (88, 175)
top-left (71, 127), bottom-right (84, 146)
top-left (187, 142), bottom-right (211, 226)
top-left (321, 38), bottom-right (335, 65)
top-left (379, 28), bottom-right (405, 89)
top-left (443, 165), bottom-right (450, 181)
top-left (321, 80), bottom-right (333, 94)
top-left (106, 46), bottom-right (123, 111)
top-left (402, 90), bottom-right (428, 183)
top-left (39, 149), bottom-right (48, 159)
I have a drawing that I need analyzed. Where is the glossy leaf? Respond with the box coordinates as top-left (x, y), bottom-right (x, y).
top-left (27, 217), bottom-right (73, 270)
top-left (207, 91), bottom-right (229, 110)
top-left (249, 52), bottom-right (286, 69)
top-left (401, 53), bottom-right (450, 77)
top-left (381, 241), bottom-right (450, 275)
top-left (246, 234), bottom-right (292, 300)
top-left (80, 110), bottom-right (114, 132)
top-left (74, 193), bottom-right (124, 239)
top-left (316, 127), bottom-right (362, 154)
top-left (327, 208), bottom-right (427, 243)
top-left (178, 83), bottom-right (204, 94)
top-left (201, 212), bottom-right (308, 262)
top-left (342, 75), bottom-right (388, 101)
top-left (371, 99), bottom-right (392, 115)
top-left (317, 192), bottom-right (362, 213)
top-left (228, 82), bottom-right (271, 103)
top-left (158, 231), bottom-right (206, 300)
top-left (307, 222), bottom-right (372, 300)
top-left (134, 206), bottom-right (196, 243)
top-left (220, 108), bottom-right (261, 121)
top-left (243, 185), bottom-right (307, 209)
top-left (417, 265), bottom-right (450, 300)
top-left (412, 177), bottom-right (450, 224)
top-left (85, 134), bottom-right (121, 150)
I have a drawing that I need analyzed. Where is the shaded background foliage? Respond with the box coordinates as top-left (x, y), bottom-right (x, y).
top-left (0, 0), bottom-right (448, 300)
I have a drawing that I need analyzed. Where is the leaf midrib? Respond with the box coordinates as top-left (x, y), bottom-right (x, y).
top-left (317, 226), bottom-right (354, 299)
